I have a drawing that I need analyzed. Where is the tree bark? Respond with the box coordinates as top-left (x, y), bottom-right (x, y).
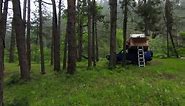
top-left (12, 0), bottom-right (30, 80)
top-left (1, 0), bottom-right (8, 47)
top-left (122, 0), bottom-right (128, 67)
top-left (77, 19), bottom-right (83, 62)
top-left (0, 0), bottom-right (4, 105)
top-left (0, 0), bottom-right (8, 103)
top-left (0, 0), bottom-right (2, 17)
top-left (92, 0), bottom-right (96, 66)
top-left (0, 0), bottom-right (9, 103)
top-left (109, 0), bottom-right (117, 69)
top-left (67, 0), bottom-right (76, 74)
top-left (58, 0), bottom-right (62, 36)
top-left (27, 0), bottom-right (31, 71)
top-left (39, 0), bottom-right (45, 74)
top-left (57, 0), bottom-right (62, 68)
top-left (88, 0), bottom-right (92, 68)
top-left (51, 0), bottom-right (60, 71)
top-left (9, 21), bottom-right (16, 63)
top-left (77, 0), bottom-right (83, 62)
top-left (169, 31), bottom-right (179, 58)
top-left (23, 0), bottom-right (27, 22)
top-left (95, 21), bottom-right (99, 61)
top-left (0, 25), bottom-right (4, 106)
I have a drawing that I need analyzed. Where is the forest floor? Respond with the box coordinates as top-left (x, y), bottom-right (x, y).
top-left (4, 58), bottom-right (185, 106)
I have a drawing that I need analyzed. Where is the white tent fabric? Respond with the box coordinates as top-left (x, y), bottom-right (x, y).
top-left (130, 34), bottom-right (145, 38)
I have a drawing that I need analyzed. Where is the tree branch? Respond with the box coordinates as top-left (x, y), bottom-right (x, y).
top-left (42, 1), bottom-right (52, 5)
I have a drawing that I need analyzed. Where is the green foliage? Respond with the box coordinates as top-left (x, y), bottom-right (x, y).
top-left (179, 32), bottom-right (185, 37)
top-left (31, 44), bottom-right (40, 63)
top-left (178, 48), bottom-right (185, 57)
top-left (149, 36), bottom-right (167, 57)
top-left (7, 97), bottom-right (29, 106)
top-left (4, 49), bottom-right (18, 63)
top-left (4, 59), bottom-right (185, 105)
top-left (135, 0), bottom-right (162, 33)
top-left (116, 29), bottom-right (124, 51)
top-left (31, 44), bottom-right (51, 63)
top-left (6, 73), bottom-right (20, 86)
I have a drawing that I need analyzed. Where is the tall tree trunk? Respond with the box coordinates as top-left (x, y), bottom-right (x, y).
top-left (0, 43), bottom-right (3, 106)
top-left (95, 21), bottom-right (99, 61)
top-left (109, 0), bottom-right (117, 69)
top-left (23, 0), bottom-right (27, 41)
top-left (27, 0), bottom-right (31, 71)
top-left (12, 0), bottom-right (30, 80)
top-left (67, 0), bottom-right (76, 74)
top-left (77, 0), bottom-right (86, 61)
top-left (163, 8), bottom-right (170, 57)
top-left (77, 0), bottom-right (79, 60)
top-left (39, 0), bottom-right (45, 74)
top-left (51, 0), bottom-right (60, 71)
top-left (77, 17), bottom-right (83, 61)
top-left (9, 21), bottom-right (16, 63)
top-left (0, 0), bottom-right (2, 17)
top-left (122, 0), bottom-right (128, 67)
top-left (58, 0), bottom-right (62, 35)
top-left (77, 20), bottom-right (83, 62)
top-left (169, 31), bottom-right (179, 58)
top-left (23, 0), bottom-right (27, 22)
top-left (0, 23), bottom-right (4, 106)
top-left (36, 24), bottom-right (39, 45)
top-left (143, 0), bottom-right (149, 36)
top-left (1, 0), bottom-right (8, 47)
top-left (1, 0), bottom-right (9, 103)
top-left (88, 0), bottom-right (92, 68)
top-left (0, 0), bottom-right (5, 105)
top-left (165, 0), bottom-right (179, 58)
top-left (92, 0), bottom-right (96, 66)
top-left (77, 0), bottom-right (83, 62)
top-left (0, 0), bottom-right (2, 16)
top-left (57, 0), bottom-right (62, 67)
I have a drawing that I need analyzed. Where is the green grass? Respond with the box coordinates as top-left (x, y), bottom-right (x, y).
top-left (4, 58), bottom-right (185, 106)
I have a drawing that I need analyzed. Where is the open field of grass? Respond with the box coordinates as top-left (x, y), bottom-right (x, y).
top-left (4, 58), bottom-right (185, 106)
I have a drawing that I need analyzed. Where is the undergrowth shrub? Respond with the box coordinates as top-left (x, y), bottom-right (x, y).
top-left (7, 97), bottom-right (29, 106)
top-left (6, 73), bottom-right (20, 86)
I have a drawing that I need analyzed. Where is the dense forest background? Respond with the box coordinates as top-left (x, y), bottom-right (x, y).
top-left (3, 0), bottom-right (185, 64)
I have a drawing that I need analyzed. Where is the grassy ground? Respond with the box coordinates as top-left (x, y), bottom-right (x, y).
top-left (4, 58), bottom-right (185, 106)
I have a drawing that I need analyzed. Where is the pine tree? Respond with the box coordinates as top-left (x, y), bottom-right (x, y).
top-left (67, 0), bottom-right (77, 74)
top-left (13, 0), bottom-right (30, 80)
top-left (51, 0), bottom-right (61, 71)
top-left (109, 0), bottom-right (117, 69)
top-left (39, 0), bottom-right (45, 74)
